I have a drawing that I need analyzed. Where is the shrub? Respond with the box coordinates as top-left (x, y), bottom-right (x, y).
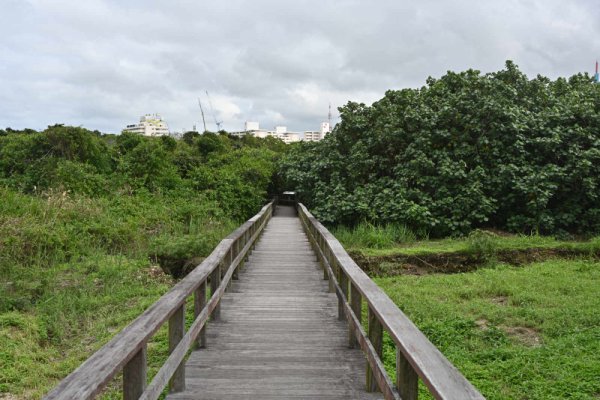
top-left (466, 230), bottom-right (498, 261)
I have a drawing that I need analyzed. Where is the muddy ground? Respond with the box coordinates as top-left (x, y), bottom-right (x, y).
top-left (350, 248), bottom-right (599, 276)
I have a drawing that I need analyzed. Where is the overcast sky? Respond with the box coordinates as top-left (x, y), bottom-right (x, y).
top-left (1, 0), bottom-right (599, 133)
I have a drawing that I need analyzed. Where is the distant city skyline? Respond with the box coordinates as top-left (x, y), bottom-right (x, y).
top-left (1, 1), bottom-right (599, 133)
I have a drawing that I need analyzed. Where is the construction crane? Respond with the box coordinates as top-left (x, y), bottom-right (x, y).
top-left (197, 98), bottom-right (207, 133)
top-left (205, 90), bottom-right (223, 131)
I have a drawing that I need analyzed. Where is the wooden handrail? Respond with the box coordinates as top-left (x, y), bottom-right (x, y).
top-left (44, 201), bottom-right (274, 400)
top-left (298, 203), bottom-right (485, 400)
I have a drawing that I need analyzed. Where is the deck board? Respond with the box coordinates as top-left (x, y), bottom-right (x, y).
top-left (166, 206), bottom-right (382, 400)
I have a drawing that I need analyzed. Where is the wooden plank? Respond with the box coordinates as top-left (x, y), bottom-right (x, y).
top-left (298, 204), bottom-right (485, 400)
top-left (123, 345), bottom-right (147, 400)
top-left (166, 209), bottom-right (381, 400)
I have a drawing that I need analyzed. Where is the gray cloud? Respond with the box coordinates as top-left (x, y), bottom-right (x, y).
top-left (1, 0), bottom-right (599, 133)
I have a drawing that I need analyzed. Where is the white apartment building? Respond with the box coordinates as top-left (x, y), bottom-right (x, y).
top-left (281, 133), bottom-right (300, 144)
top-left (303, 121), bottom-right (331, 142)
top-left (123, 114), bottom-right (170, 137)
top-left (230, 122), bottom-right (300, 144)
top-left (303, 131), bottom-right (321, 142)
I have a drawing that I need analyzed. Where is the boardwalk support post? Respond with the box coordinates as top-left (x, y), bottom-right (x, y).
top-left (211, 264), bottom-right (221, 320)
top-left (194, 280), bottom-right (207, 348)
top-left (397, 350), bottom-right (419, 400)
top-left (169, 305), bottom-right (185, 393)
top-left (366, 306), bottom-right (383, 392)
top-left (349, 282), bottom-right (361, 348)
top-left (123, 345), bottom-right (147, 400)
top-left (339, 267), bottom-right (348, 321)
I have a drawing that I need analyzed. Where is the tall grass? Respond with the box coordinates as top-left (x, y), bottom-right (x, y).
top-left (332, 221), bottom-right (418, 249)
top-left (0, 186), bottom-right (236, 398)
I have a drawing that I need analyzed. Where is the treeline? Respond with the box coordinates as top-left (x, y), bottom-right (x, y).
top-left (280, 61), bottom-right (600, 237)
top-left (0, 125), bottom-right (286, 220)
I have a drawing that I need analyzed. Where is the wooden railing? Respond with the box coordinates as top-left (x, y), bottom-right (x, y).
top-left (44, 201), bottom-right (274, 400)
top-left (298, 204), bottom-right (485, 400)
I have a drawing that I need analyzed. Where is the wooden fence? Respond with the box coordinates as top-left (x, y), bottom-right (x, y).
top-left (298, 203), bottom-right (485, 400)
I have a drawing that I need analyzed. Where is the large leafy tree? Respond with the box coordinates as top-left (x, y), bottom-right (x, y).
top-left (279, 61), bottom-right (600, 236)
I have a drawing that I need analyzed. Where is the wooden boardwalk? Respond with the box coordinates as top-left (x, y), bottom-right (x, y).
top-left (45, 201), bottom-right (483, 400)
top-left (167, 206), bottom-right (382, 399)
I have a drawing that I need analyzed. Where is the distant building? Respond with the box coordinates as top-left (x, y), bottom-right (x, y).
top-left (303, 121), bottom-right (331, 142)
top-left (123, 114), bottom-right (170, 136)
top-left (281, 133), bottom-right (300, 144)
top-left (231, 120), bottom-right (331, 143)
top-left (303, 131), bottom-right (321, 142)
top-left (230, 122), bottom-right (300, 144)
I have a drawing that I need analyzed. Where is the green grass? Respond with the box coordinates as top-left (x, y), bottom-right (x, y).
top-left (332, 221), bottom-right (417, 249)
top-left (374, 259), bottom-right (600, 399)
top-left (0, 254), bottom-right (174, 398)
top-left (0, 187), bottom-right (236, 399)
top-left (338, 227), bottom-right (599, 257)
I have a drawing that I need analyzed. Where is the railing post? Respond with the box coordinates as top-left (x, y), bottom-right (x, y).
top-left (231, 246), bottom-right (238, 281)
top-left (123, 344), bottom-right (147, 400)
top-left (350, 282), bottom-right (361, 348)
top-left (366, 306), bottom-right (383, 392)
top-left (168, 305), bottom-right (185, 393)
top-left (194, 280), bottom-right (207, 348)
top-left (211, 264), bottom-right (221, 320)
top-left (397, 349), bottom-right (419, 400)
top-left (327, 247), bottom-right (335, 293)
top-left (338, 266), bottom-right (348, 321)
top-left (317, 235), bottom-right (328, 281)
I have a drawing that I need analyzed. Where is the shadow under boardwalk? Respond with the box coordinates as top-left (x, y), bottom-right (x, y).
top-left (167, 206), bottom-right (382, 400)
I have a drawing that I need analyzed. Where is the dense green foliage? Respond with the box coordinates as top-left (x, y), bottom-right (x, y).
top-left (0, 126), bottom-right (285, 397)
top-left (280, 61), bottom-right (600, 236)
top-left (0, 125), bottom-right (286, 220)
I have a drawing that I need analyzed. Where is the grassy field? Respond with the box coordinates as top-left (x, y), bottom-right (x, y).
top-left (374, 259), bottom-right (600, 399)
top-left (334, 223), bottom-right (600, 398)
top-left (0, 187), bottom-right (235, 399)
